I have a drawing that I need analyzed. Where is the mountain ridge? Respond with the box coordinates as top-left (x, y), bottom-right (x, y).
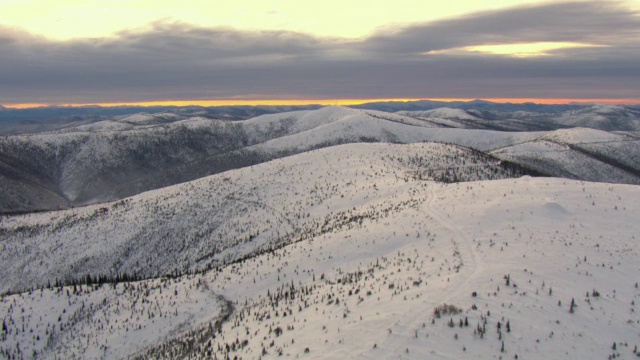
top-left (1, 147), bottom-right (639, 359)
top-left (2, 106), bottom-right (640, 214)
top-left (0, 142), bottom-right (536, 294)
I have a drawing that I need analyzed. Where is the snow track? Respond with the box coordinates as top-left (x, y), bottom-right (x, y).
top-left (425, 183), bottom-right (481, 304)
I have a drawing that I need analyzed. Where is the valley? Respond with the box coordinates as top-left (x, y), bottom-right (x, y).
top-left (1, 102), bottom-right (639, 359)
top-left (1, 104), bottom-right (640, 214)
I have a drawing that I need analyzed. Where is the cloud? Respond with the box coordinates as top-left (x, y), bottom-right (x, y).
top-left (0, 1), bottom-right (639, 104)
top-left (365, 1), bottom-right (640, 54)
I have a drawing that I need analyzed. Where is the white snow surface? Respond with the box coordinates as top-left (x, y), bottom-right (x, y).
top-left (0, 277), bottom-right (225, 359)
top-left (1, 141), bottom-right (640, 359)
top-left (0, 142), bottom-right (521, 294)
top-left (117, 113), bottom-right (183, 125)
top-left (7, 105), bottom-right (640, 215)
top-left (490, 128), bottom-right (640, 184)
top-left (238, 106), bottom-right (439, 142)
top-left (243, 108), bottom-right (541, 152)
top-left (555, 105), bottom-right (640, 130)
top-left (198, 177), bottom-right (640, 360)
top-left (542, 127), bottom-right (628, 144)
top-left (399, 108), bottom-right (481, 120)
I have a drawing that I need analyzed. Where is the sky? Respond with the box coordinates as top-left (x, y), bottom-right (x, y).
top-left (1, 0), bottom-right (640, 107)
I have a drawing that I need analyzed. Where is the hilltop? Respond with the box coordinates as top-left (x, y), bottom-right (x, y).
top-left (2, 106), bottom-right (640, 214)
top-left (1, 143), bottom-right (638, 359)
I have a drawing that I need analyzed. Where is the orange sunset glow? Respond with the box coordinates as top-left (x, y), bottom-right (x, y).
top-left (2, 1), bottom-right (640, 107)
top-left (3, 1), bottom-right (640, 359)
top-left (4, 98), bottom-right (640, 109)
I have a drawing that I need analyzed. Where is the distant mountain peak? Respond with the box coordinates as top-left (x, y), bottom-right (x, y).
top-left (587, 104), bottom-right (626, 113)
top-left (468, 99), bottom-right (494, 104)
top-left (405, 107), bottom-right (480, 120)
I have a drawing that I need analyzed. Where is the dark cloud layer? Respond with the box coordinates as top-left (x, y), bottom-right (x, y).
top-left (1, 0), bottom-right (639, 104)
top-left (366, 1), bottom-right (640, 54)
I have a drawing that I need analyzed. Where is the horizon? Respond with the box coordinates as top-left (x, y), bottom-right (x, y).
top-left (4, 97), bottom-right (640, 110)
top-left (3, 1), bottom-right (640, 358)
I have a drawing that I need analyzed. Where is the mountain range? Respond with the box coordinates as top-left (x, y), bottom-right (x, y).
top-left (1, 104), bottom-right (640, 213)
top-left (1, 142), bottom-right (639, 359)
top-left (1, 101), bottom-right (640, 359)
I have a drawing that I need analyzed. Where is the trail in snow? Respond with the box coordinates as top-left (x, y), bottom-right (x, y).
top-left (425, 183), bottom-right (481, 304)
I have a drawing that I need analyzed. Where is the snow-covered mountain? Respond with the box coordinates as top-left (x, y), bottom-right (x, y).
top-left (0, 142), bottom-right (532, 294)
top-left (399, 107), bottom-right (481, 121)
top-left (3, 106), bottom-right (640, 214)
top-left (2, 101), bottom-right (640, 359)
top-left (398, 108), bottom-right (551, 132)
top-left (4, 101), bottom-right (640, 359)
top-left (1, 142), bottom-right (639, 359)
top-left (398, 105), bottom-right (640, 132)
top-left (491, 128), bottom-right (640, 183)
top-left (553, 104), bottom-right (640, 131)
top-left (0, 106), bottom-right (532, 213)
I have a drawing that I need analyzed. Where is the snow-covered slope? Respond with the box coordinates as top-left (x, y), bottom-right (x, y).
top-left (398, 105), bottom-right (640, 132)
top-left (400, 107), bottom-right (481, 121)
top-left (397, 107), bottom-right (565, 132)
top-left (0, 107), bottom-right (539, 213)
top-left (239, 106), bottom-right (438, 142)
top-left (0, 276), bottom-right (230, 359)
top-left (2, 106), bottom-right (640, 214)
top-left (552, 105), bottom-right (640, 131)
top-left (116, 112), bottom-right (183, 125)
top-left (1, 155), bottom-right (639, 359)
top-left (0, 142), bottom-right (530, 295)
top-left (397, 108), bottom-right (483, 129)
top-left (184, 177), bottom-right (640, 360)
top-left (249, 113), bottom-right (541, 153)
top-left (491, 128), bottom-right (640, 183)
top-left (48, 113), bottom-right (186, 134)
